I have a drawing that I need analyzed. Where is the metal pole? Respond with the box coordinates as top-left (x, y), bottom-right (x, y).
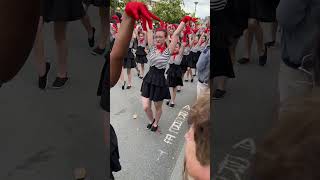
top-left (194, 1), bottom-right (198, 17)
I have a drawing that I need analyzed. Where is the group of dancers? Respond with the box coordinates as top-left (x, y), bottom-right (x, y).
top-left (110, 3), bottom-right (210, 132)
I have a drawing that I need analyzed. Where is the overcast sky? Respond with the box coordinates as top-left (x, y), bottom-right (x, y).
top-left (182, 0), bottom-right (210, 19)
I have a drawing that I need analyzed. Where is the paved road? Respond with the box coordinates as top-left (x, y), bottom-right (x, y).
top-left (212, 25), bottom-right (280, 179)
top-left (0, 8), bottom-right (107, 180)
top-left (111, 65), bottom-right (197, 180)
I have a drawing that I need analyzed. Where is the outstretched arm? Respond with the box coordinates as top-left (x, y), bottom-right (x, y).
top-left (110, 12), bottom-right (135, 87)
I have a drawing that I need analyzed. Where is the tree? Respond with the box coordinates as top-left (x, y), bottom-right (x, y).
top-left (151, 0), bottom-right (189, 24)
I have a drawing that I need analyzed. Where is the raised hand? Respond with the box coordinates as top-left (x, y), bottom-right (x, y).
top-left (181, 16), bottom-right (193, 23)
top-left (112, 15), bottom-right (120, 24)
top-left (125, 1), bottom-right (161, 31)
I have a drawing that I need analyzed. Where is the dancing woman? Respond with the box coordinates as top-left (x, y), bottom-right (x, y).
top-left (120, 33), bottom-right (137, 89)
top-left (135, 30), bottom-right (148, 79)
top-left (141, 17), bottom-right (192, 132)
top-left (166, 42), bottom-right (185, 108)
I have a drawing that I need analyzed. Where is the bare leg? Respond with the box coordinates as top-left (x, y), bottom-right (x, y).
top-left (171, 87), bottom-right (177, 104)
top-left (142, 97), bottom-right (154, 122)
top-left (216, 76), bottom-right (226, 90)
top-left (188, 68), bottom-right (192, 80)
top-left (272, 22), bottom-right (278, 42)
top-left (127, 68), bottom-right (132, 86)
top-left (229, 38), bottom-right (239, 64)
top-left (153, 101), bottom-right (163, 126)
top-left (141, 63), bottom-right (145, 77)
top-left (80, 14), bottom-right (94, 37)
top-left (98, 7), bottom-right (107, 49)
top-left (34, 16), bottom-right (46, 76)
top-left (120, 68), bottom-right (125, 84)
top-left (54, 21), bottom-right (68, 78)
top-left (245, 19), bottom-right (256, 59)
top-left (255, 23), bottom-right (265, 56)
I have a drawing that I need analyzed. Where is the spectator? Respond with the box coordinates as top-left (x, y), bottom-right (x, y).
top-left (196, 40), bottom-right (210, 99)
top-left (277, 0), bottom-right (320, 103)
top-left (253, 90), bottom-right (320, 180)
top-left (184, 94), bottom-right (210, 180)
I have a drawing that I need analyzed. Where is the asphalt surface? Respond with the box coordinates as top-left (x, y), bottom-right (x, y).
top-left (111, 66), bottom-right (197, 180)
top-left (0, 7), bottom-right (107, 180)
top-left (212, 25), bottom-right (280, 179)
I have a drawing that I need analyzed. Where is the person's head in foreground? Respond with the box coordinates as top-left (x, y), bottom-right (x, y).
top-left (184, 94), bottom-right (210, 180)
top-left (253, 92), bottom-right (320, 180)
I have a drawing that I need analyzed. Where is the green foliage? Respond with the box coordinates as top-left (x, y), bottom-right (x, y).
top-left (151, 0), bottom-right (189, 24)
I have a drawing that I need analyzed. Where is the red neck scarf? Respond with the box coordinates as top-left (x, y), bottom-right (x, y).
top-left (112, 24), bottom-right (118, 33)
top-left (139, 38), bottom-right (144, 44)
top-left (156, 44), bottom-right (166, 53)
top-left (193, 41), bottom-right (198, 46)
top-left (172, 52), bottom-right (179, 60)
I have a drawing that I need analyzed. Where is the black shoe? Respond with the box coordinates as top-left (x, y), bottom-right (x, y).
top-left (91, 47), bottom-right (105, 56)
top-left (139, 76), bottom-right (143, 79)
top-left (126, 85), bottom-right (132, 89)
top-left (147, 119), bottom-right (155, 129)
top-left (169, 103), bottom-right (175, 108)
top-left (238, 57), bottom-right (250, 64)
top-left (151, 125), bottom-right (158, 132)
top-left (38, 62), bottom-right (51, 90)
top-left (184, 79), bottom-right (188, 82)
top-left (213, 89), bottom-right (226, 99)
top-left (121, 81), bottom-right (126, 90)
top-left (166, 101), bottom-right (170, 106)
top-left (88, 27), bottom-right (95, 48)
top-left (265, 41), bottom-right (275, 47)
top-left (52, 76), bottom-right (68, 89)
top-left (259, 48), bottom-right (268, 66)
top-left (177, 89), bottom-right (181, 93)
top-left (191, 79), bottom-right (194, 83)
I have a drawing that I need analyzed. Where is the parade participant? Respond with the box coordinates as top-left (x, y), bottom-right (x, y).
top-left (34, 0), bottom-right (86, 89)
top-left (141, 15), bottom-right (192, 132)
top-left (237, 0), bottom-right (269, 66)
top-left (135, 30), bottom-right (148, 79)
top-left (81, 0), bottom-right (108, 55)
top-left (120, 33), bottom-right (137, 90)
top-left (166, 42), bottom-right (185, 108)
top-left (189, 34), bottom-right (199, 81)
top-left (212, 0), bottom-right (235, 99)
top-left (181, 29), bottom-right (193, 83)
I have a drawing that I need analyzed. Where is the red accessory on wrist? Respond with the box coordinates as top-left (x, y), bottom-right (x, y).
top-left (181, 16), bottom-right (192, 23)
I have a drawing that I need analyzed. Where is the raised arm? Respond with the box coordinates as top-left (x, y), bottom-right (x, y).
top-left (110, 1), bottom-right (161, 87)
top-left (146, 22), bottom-right (154, 49)
top-left (169, 16), bottom-right (192, 54)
